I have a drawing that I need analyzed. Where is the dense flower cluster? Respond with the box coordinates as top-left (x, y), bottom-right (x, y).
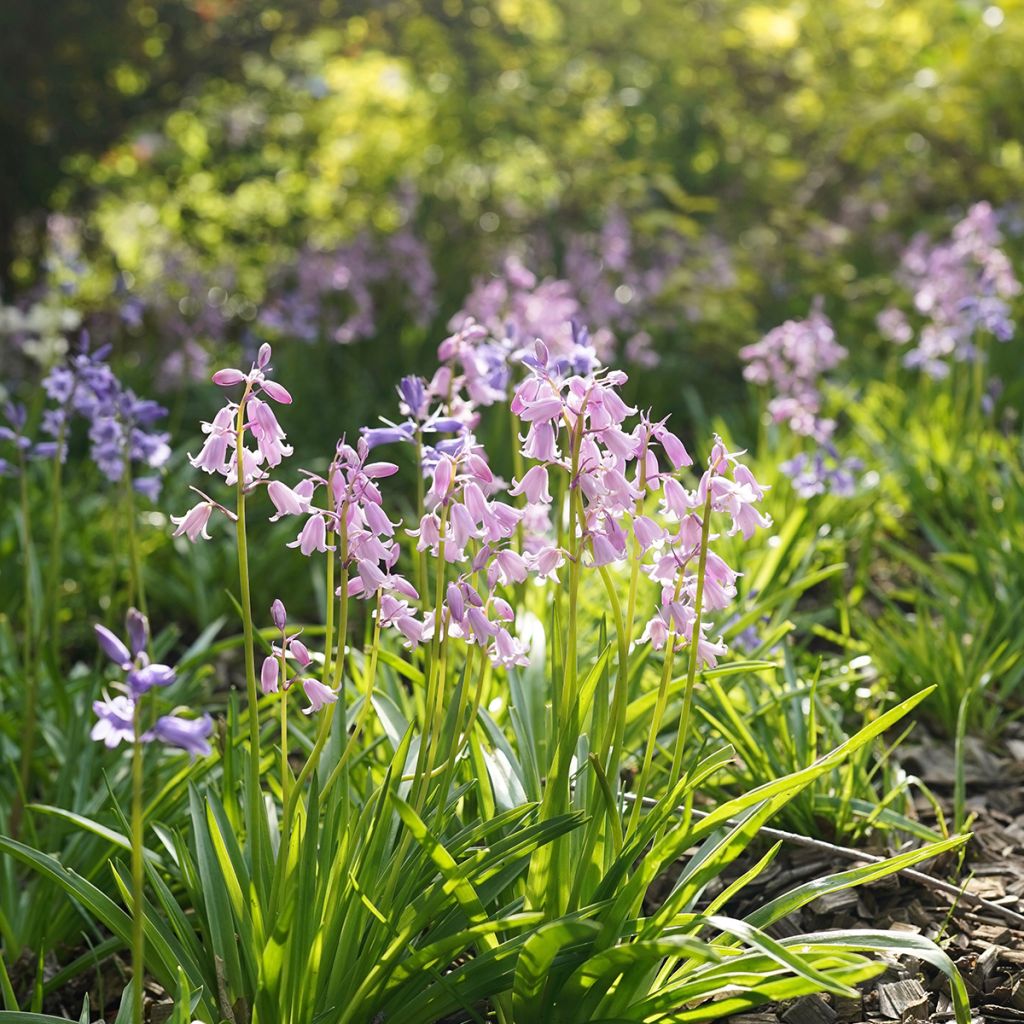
top-left (91, 609), bottom-right (213, 757)
top-left (740, 304), bottom-right (860, 498)
top-left (0, 336), bottom-right (171, 497)
top-left (43, 340), bottom-right (171, 498)
top-left (878, 201), bottom-right (1021, 377)
top-left (511, 339), bottom-right (771, 666)
top-left (177, 287), bottom-right (775, 699)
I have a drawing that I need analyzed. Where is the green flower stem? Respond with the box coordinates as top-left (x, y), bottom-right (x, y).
top-left (12, 452), bottom-right (37, 837)
top-left (130, 709), bottom-right (145, 1024)
top-left (413, 505), bottom-right (449, 812)
top-left (233, 386), bottom-right (264, 864)
top-left (509, 403), bottom-right (527, 553)
top-left (322, 478), bottom-right (336, 687)
top-left (331, 515), bottom-right (350, 696)
top-left (415, 430), bottom-right (428, 613)
top-left (669, 487), bottom-right (714, 786)
top-left (320, 590), bottom-right (380, 802)
top-left (559, 416), bottom-right (585, 734)
top-left (544, 411), bottom-right (586, 915)
top-left (286, 515), bottom-right (350, 822)
top-left (604, 446), bottom-right (650, 779)
top-left (46, 423), bottom-right (66, 668)
top-left (122, 462), bottom-right (147, 620)
top-left (279, 647), bottom-right (291, 816)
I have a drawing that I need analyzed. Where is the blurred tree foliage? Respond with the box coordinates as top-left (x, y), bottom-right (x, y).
top-left (5, 0), bottom-right (1024, 360)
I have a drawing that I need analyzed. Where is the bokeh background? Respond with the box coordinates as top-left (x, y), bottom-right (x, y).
top-left (2, 0), bottom-right (1023, 637)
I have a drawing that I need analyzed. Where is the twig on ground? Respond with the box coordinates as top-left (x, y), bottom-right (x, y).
top-left (625, 792), bottom-right (1024, 930)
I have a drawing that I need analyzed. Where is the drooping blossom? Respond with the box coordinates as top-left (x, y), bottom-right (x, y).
top-left (146, 714), bottom-right (214, 757)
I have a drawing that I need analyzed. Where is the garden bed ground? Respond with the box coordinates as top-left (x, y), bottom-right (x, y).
top-left (709, 727), bottom-right (1024, 1024)
top-left (20, 731), bottom-right (1024, 1022)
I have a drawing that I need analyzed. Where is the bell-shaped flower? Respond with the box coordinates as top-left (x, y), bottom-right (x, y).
top-left (126, 608), bottom-right (149, 657)
top-left (268, 479), bottom-right (314, 521)
top-left (171, 501), bottom-right (214, 542)
top-left (147, 714), bottom-right (214, 757)
top-left (260, 656), bottom-right (280, 695)
top-left (301, 678), bottom-right (338, 715)
top-left (95, 624), bottom-right (131, 668)
top-left (509, 465), bottom-right (551, 506)
top-left (126, 662), bottom-right (176, 697)
top-left (189, 405), bottom-right (235, 475)
top-left (287, 514), bottom-right (334, 556)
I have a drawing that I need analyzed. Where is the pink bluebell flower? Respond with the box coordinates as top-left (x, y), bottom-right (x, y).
top-left (301, 678), bottom-right (338, 715)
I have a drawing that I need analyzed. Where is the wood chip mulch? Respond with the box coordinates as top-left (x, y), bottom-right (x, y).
top-left (710, 728), bottom-right (1024, 1024)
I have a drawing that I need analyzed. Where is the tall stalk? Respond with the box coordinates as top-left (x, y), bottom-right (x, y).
top-left (278, 645), bottom-right (291, 814)
top-left (544, 413), bottom-right (585, 914)
top-left (233, 386), bottom-right (264, 865)
top-left (12, 452), bottom-right (38, 837)
top-left (604, 445), bottom-right (650, 777)
top-left (46, 424), bottom-right (67, 668)
top-left (289, 516), bottom-right (350, 816)
top-left (669, 487), bottom-right (714, 785)
top-left (122, 462), bottom-right (147, 620)
top-left (413, 505), bottom-right (449, 809)
top-left (130, 708), bottom-right (146, 1024)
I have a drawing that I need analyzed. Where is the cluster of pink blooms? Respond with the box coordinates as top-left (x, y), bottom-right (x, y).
top-left (739, 304), bottom-right (860, 498)
top-left (509, 339), bottom-right (771, 666)
top-left (413, 439), bottom-right (533, 668)
top-left (177, 320), bottom-right (775, 696)
top-left (877, 201), bottom-right (1020, 378)
top-left (739, 302), bottom-right (847, 446)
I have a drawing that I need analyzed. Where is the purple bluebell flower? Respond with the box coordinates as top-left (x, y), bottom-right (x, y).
top-left (91, 696), bottom-right (137, 748)
top-left (361, 422), bottom-right (416, 449)
top-left (92, 609), bottom-right (211, 756)
top-left (126, 608), bottom-right (149, 656)
top-left (126, 662), bottom-right (176, 696)
top-left (95, 624), bottom-right (132, 668)
top-left (146, 714), bottom-right (214, 758)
